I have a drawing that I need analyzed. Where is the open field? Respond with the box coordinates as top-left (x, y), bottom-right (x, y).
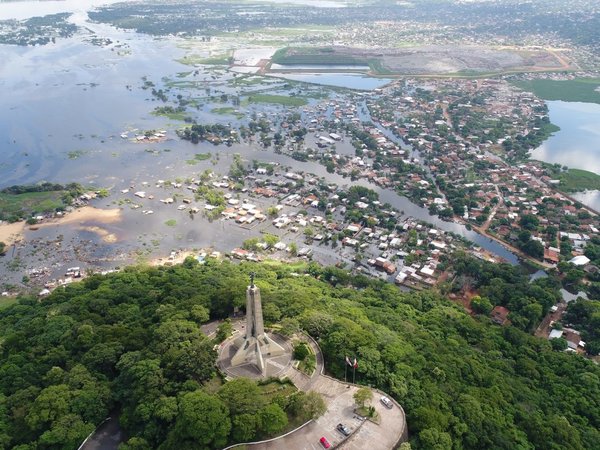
top-left (211, 106), bottom-right (245, 118)
top-left (0, 191), bottom-right (64, 221)
top-left (270, 45), bottom-right (571, 76)
top-left (246, 94), bottom-right (307, 106)
top-left (0, 221), bottom-right (25, 246)
top-left (558, 168), bottom-right (600, 192)
top-left (511, 78), bottom-right (600, 104)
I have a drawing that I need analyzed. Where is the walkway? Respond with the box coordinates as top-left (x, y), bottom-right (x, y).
top-left (246, 336), bottom-right (407, 450)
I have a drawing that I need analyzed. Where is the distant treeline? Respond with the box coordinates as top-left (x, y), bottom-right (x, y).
top-left (1, 182), bottom-right (83, 195)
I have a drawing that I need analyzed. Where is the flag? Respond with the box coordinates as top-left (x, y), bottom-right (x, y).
top-left (353, 358), bottom-right (358, 369)
top-left (345, 356), bottom-right (353, 367)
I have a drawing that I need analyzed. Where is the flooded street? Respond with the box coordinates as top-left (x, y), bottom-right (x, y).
top-left (0, 4), bottom-right (524, 287)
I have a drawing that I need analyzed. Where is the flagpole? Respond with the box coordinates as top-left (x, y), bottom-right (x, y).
top-left (344, 357), bottom-right (348, 383)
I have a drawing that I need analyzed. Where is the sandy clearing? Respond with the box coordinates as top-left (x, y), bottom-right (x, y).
top-left (0, 207), bottom-right (122, 246)
top-left (39, 206), bottom-right (122, 227)
top-left (0, 221), bottom-right (26, 246)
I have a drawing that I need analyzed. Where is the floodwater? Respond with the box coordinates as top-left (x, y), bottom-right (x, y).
top-left (270, 64), bottom-right (370, 70)
top-left (571, 189), bottom-right (600, 211)
top-left (268, 73), bottom-right (393, 90)
top-left (0, 0), bottom-right (122, 20)
top-left (0, 4), bottom-right (520, 286)
top-left (531, 101), bottom-right (600, 174)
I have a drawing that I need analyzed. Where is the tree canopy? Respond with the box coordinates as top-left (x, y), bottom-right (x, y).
top-left (0, 258), bottom-right (597, 449)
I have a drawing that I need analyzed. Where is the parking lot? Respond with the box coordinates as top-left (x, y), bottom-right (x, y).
top-left (249, 366), bottom-right (405, 450)
top-left (251, 383), bottom-right (362, 450)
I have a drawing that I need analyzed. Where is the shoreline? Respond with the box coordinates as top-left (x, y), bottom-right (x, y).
top-left (0, 206), bottom-right (122, 246)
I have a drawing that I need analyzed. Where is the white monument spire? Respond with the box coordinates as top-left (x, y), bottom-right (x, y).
top-left (230, 273), bottom-right (285, 376)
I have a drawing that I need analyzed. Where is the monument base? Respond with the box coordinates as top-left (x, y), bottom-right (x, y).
top-left (218, 330), bottom-right (292, 379)
top-left (230, 333), bottom-right (286, 376)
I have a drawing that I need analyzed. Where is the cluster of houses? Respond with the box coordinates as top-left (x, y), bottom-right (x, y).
top-left (357, 78), bottom-right (598, 266)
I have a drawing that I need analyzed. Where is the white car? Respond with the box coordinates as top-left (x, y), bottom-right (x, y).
top-left (380, 396), bottom-right (393, 409)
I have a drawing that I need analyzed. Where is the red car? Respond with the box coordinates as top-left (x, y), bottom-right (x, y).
top-left (320, 436), bottom-right (331, 448)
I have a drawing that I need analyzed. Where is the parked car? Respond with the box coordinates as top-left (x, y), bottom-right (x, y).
top-left (320, 436), bottom-right (331, 448)
top-left (380, 396), bottom-right (393, 409)
top-left (337, 423), bottom-right (351, 436)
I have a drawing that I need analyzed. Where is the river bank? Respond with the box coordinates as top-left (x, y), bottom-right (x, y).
top-left (0, 206), bottom-right (122, 246)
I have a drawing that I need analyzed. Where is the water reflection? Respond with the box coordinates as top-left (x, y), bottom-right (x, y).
top-left (268, 73), bottom-right (393, 90)
top-left (0, 0), bottom-right (122, 20)
top-left (571, 190), bottom-right (600, 211)
top-left (531, 101), bottom-right (600, 174)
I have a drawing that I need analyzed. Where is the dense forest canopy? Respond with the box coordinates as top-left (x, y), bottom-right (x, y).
top-left (0, 258), bottom-right (598, 449)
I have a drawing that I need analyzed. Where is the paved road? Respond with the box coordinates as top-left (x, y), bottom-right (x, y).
top-left (80, 417), bottom-right (123, 450)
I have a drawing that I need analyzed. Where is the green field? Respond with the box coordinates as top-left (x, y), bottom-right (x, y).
top-left (511, 78), bottom-right (600, 104)
top-left (246, 94), bottom-right (307, 106)
top-left (186, 152), bottom-right (212, 165)
top-left (558, 168), bottom-right (600, 192)
top-left (211, 107), bottom-right (245, 118)
top-left (272, 47), bottom-right (368, 66)
top-left (152, 110), bottom-right (189, 121)
top-left (177, 53), bottom-right (232, 66)
top-left (0, 191), bottom-right (64, 221)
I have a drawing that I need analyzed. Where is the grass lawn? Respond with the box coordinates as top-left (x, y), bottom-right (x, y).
top-left (511, 78), bottom-right (600, 104)
top-left (258, 379), bottom-right (297, 402)
top-left (246, 94), bottom-right (307, 106)
top-left (558, 168), bottom-right (600, 192)
top-left (0, 191), bottom-right (64, 220)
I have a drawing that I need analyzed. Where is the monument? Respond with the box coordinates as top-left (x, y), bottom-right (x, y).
top-left (229, 273), bottom-right (286, 376)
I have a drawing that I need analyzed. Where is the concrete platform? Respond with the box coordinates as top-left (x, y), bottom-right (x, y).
top-left (218, 332), bottom-right (293, 379)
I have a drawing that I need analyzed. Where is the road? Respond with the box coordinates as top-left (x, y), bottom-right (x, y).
top-left (245, 336), bottom-right (407, 450)
top-left (80, 417), bottom-right (123, 450)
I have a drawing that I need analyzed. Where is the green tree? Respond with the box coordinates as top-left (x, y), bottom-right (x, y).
top-left (218, 378), bottom-right (264, 416)
top-left (353, 387), bottom-right (373, 408)
top-left (293, 342), bottom-right (310, 361)
top-left (190, 305), bottom-right (210, 324)
top-left (119, 437), bottom-right (151, 450)
top-left (257, 403), bottom-right (287, 436)
top-left (419, 428), bottom-right (453, 450)
top-left (470, 296), bottom-right (493, 315)
top-left (300, 391), bottom-right (327, 420)
top-left (550, 337), bottom-right (568, 351)
top-left (163, 390), bottom-right (230, 449)
top-left (215, 319), bottom-right (233, 343)
top-left (231, 413), bottom-right (257, 443)
top-left (26, 384), bottom-right (71, 431)
top-left (262, 303), bottom-right (281, 324)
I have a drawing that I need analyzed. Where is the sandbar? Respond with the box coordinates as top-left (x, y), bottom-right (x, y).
top-left (0, 207), bottom-right (122, 246)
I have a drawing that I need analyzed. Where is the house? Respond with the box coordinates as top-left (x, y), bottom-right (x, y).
top-left (569, 255), bottom-right (590, 266)
top-left (491, 306), bottom-right (510, 326)
top-left (544, 247), bottom-right (560, 264)
top-left (231, 248), bottom-right (249, 259)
